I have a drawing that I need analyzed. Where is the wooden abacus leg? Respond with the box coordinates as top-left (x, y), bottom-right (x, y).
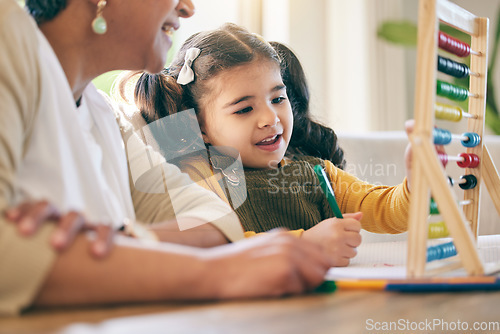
top-left (419, 140), bottom-right (484, 276)
top-left (407, 138), bottom-right (431, 278)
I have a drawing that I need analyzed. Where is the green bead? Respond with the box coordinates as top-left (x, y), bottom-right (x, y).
top-left (436, 80), bottom-right (468, 101)
top-left (92, 16), bottom-right (107, 34)
top-left (429, 198), bottom-right (439, 214)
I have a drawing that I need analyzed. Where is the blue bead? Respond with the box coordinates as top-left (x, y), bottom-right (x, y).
top-left (461, 132), bottom-right (480, 147)
top-left (433, 128), bottom-right (452, 145)
top-left (426, 242), bottom-right (457, 262)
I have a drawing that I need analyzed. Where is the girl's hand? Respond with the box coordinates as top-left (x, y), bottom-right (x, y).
top-left (5, 200), bottom-right (113, 258)
top-left (301, 212), bottom-right (362, 267)
top-left (404, 119), bottom-right (415, 192)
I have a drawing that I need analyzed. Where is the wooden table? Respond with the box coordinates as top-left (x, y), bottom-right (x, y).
top-left (3, 235), bottom-right (499, 333)
top-left (2, 289), bottom-right (500, 334)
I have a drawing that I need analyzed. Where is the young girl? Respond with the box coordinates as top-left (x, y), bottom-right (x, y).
top-left (127, 24), bottom-right (411, 265)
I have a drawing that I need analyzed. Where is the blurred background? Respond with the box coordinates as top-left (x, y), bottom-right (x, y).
top-left (95, 0), bottom-right (500, 135)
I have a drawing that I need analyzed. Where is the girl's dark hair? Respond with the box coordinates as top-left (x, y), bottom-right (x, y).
top-left (26, 0), bottom-right (67, 24)
top-left (125, 24), bottom-right (344, 168)
top-left (126, 23), bottom-right (280, 125)
top-left (269, 41), bottom-right (346, 169)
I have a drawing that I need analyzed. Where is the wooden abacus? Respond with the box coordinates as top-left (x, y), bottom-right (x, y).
top-left (407, 0), bottom-right (500, 277)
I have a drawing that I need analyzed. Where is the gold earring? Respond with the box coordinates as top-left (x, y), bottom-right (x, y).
top-left (92, 0), bottom-right (107, 34)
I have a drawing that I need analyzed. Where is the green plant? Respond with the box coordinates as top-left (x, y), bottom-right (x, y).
top-left (377, 9), bottom-right (500, 135)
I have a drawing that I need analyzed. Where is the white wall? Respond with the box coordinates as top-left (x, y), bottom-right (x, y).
top-left (326, 0), bottom-right (371, 132)
top-left (173, 0), bottom-right (240, 53)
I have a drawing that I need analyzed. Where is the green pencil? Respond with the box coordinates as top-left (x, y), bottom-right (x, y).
top-left (313, 165), bottom-right (343, 218)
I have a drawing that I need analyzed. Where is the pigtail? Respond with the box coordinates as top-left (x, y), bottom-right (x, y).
top-left (270, 41), bottom-right (346, 169)
top-left (133, 69), bottom-right (187, 124)
top-left (291, 116), bottom-right (346, 170)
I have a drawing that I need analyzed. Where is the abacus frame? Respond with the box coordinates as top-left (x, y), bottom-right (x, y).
top-left (407, 0), bottom-right (500, 277)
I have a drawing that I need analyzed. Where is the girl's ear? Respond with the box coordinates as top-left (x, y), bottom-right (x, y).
top-left (202, 133), bottom-right (211, 145)
top-left (200, 126), bottom-right (211, 145)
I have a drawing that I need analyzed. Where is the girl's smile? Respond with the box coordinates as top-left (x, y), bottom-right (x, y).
top-left (255, 134), bottom-right (283, 152)
top-left (200, 59), bottom-right (293, 169)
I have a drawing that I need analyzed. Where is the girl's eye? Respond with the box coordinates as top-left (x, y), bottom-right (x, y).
top-left (272, 96), bottom-right (286, 104)
top-left (234, 106), bottom-right (253, 115)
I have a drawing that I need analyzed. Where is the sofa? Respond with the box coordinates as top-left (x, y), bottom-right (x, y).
top-left (337, 131), bottom-right (500, 242)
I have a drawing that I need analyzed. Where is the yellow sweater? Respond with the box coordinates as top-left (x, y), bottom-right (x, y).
top-left (179, 154), bottom-right (410, 237)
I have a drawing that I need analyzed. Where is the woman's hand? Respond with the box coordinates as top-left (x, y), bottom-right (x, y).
top-left (202, 232), bottom-right (332, 298)
top-left (5, 200), bottom-right (114, 258)
top-left (301, 212), bottom-right (362, 267)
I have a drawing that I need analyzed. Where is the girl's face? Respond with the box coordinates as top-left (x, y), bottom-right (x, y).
top-left (200, 59), bottom-right (293, 169)
top-left (109, 0), bottom-right (194, 73)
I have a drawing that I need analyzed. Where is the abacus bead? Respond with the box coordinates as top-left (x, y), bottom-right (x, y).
top-left (457, 152), bottom-right (471, 168)
top-left (459, 174), bottom-right (477, 190)
top-left (435, 102), bottom-right (463, 122)
top-left (433, 128), bottom-right (452, 145)
top-left (438, 32), bottom-right (471, 57)
top-left (448, 176), bottom-right (454, 186)
top-left (438, 152), bottom-right (448, 167)
top-left (436, 80), bottom-right (469, 101)
top-left (468, 153), bottom-right (480, 168)
top-left (442, 242), bottom-right (457, 258)
top-left (437, 55), bottom-right (470, 78)
top-left (427, 242), bottom-right (457, 262)
top-left (428, 221), bottom-right (449, 238)
top-left (461, 132), bottom-right (480, 147)
top-left (429, 198), bottom-right (439, 214)
top-left (427, 248), bottom-right (438, 262)
top-left (457, 153), bottom-right (480, 168)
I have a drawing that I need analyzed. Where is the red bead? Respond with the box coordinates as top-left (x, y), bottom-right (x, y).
top-left (438, 152), bottom-right (448, 167)
top-left (438, 32), bottom-right (471, 57)
top-left (468, 153), bottom-right (480, 168)
top-left (457, 153), bottom-right (480, 168)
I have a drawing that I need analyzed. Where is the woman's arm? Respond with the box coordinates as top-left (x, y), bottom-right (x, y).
top-left (118, 115), bottom-right (245, 244)
top-left (35, 232), bottom-right (332, 306)
top-left (0, 4), bottom-right (60, 315)
top-left (146, 217), bottom-right (230, 247)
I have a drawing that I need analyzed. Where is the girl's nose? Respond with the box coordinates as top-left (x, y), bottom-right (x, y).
top-left (176, 0), bottom-right (195, 18)
top-left (258, 107), bottom-right (279, 128)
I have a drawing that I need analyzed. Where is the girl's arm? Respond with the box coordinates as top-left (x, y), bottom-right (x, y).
top-left (325, 160), bottom-right (410, 234)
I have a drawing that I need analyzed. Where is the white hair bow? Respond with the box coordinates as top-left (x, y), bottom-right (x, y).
top-left (176, 47), bottom-right (201, 85)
